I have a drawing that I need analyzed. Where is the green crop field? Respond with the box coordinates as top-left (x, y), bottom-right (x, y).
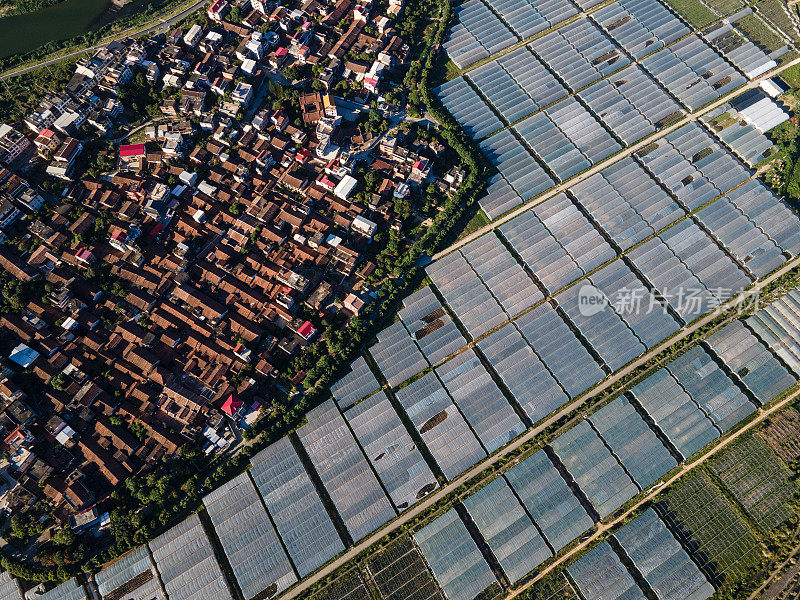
top-left (655, 469), bottom-right (761, 586)
top-left (735, 13), bottom-right (785, 52)
top-left (710, 435), bottom-right (798, 533)
top-left (757, 0), bottom-right (800, 42)
top-left (705, 0), bottom-right (743, 16)
top-left (365, 538), bottom-right (445, 600)
top-left (663, 0), bottom-right (717, 28)
top-left (312, 570), bottom-right (374, 600)
top-left (519, 573), bottom-right (579, 600)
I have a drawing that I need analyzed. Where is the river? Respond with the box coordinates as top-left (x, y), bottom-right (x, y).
top-left (0, 0), bottom-right (107, 59)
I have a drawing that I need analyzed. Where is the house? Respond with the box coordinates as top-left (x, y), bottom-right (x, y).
top-left (119, 143), bottom-right (146, 169)
top-left (208, 0), bottom-right (230, 21)
top-left (184, 24), bottom-right (203, 46)
top-left (0, 125), bottom-right (30, 164)
top-left (334, 174), bottom-right (357, 200)
top-left (232, 81), bottom-right (254, 105)
top-left (351, 214), bottom-right (377, 237)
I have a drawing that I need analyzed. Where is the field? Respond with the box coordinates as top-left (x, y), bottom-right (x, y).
top-left (664, 0), bottom-right (717, 28)
top-left (518, 573), bottom-right (579, 600)
top-left (710, 435), bottom-right (798, 533)
top-left (757, 0), bottom-right (800, 42)
top-left (365, 538), bottom-right (445, 600)
top-left (735, 13), bottom-right (785, 52)
top-left (704, 0), bottom-right (743, 16)
top-left (758, 408), bottom-right (800, 465)
top-left (312, 570), bottom-right (373, 600)
top-left (457, 209), bottom-right (490, 241)
top-left (655, 469), bottom-right (762, 586)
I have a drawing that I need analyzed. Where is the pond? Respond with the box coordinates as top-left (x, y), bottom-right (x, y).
top-left (0, 0), bottom-right (107, 59)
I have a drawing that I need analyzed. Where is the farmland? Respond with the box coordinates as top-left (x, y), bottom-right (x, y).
top-left (704, 0), bottom-right (744, 16)
top-left (517, 573), bottom-right (579, 600)
top-left (734, 13), bottom-right (785, 52)
top-left (365, 538), bottom-right (445, 600)
top-left (664, 0), bottom-right (717, 27)
top-left (312, 570), bottom-right (373, 600)
top-left (758, 408), bottom-right (800, 466)
top-left (756, 0), bottom-right (800, 41)
top-left (654, 469), bottom-right (762, 586)
top-left (710, 435), bottom-right (798, 533)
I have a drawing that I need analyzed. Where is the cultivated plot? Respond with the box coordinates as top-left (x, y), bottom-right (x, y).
top-left (655, 469), bottom-right (761, 585)
top-left (710, 435), bottom-right (798, 533)
top-left (311, 570), bottom-right (372, 600)
top-left (365, 537), bottom-right (445, 600)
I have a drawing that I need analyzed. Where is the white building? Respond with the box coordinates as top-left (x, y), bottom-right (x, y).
top-left (334, 174), bottom-right (358, 199)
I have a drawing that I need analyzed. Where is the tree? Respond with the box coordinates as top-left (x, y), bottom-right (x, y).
top-left (53, 526), bottom-right (75, 547)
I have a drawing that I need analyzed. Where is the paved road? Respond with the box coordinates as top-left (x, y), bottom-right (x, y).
top-left (433, 53), bottom-right (800, 262)
top-left (0, 0), bottom-right (208, 82)
top-left (275, 248), bottom-right (800, 600)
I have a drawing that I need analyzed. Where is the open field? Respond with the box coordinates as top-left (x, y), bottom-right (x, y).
top-left (710, 435), bottom-right (798, 533)
top-left (705, 0), bottom-right (744, 15)
top-left (759, 408), bottom-right (800, 465)
top-left (757, 0), bottom-right (800, 42)
top-left (735, 13), bottom-right (785, 52)
top-left (312, 570), bottom-right (373, 600)
top-left (655, 469), bottom-right (762, 585)
top-left (365, 538), bottom-right (444, 600)
top-left (664, 0), bottom-right (717, 27)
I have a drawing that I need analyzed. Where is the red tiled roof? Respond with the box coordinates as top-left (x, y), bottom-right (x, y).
top-left (298, 320), bottom-right (316, 339)
top-left (120, 144), bottom-right (145, 158)
top-left (221, 394), bottom-right (243, 416)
